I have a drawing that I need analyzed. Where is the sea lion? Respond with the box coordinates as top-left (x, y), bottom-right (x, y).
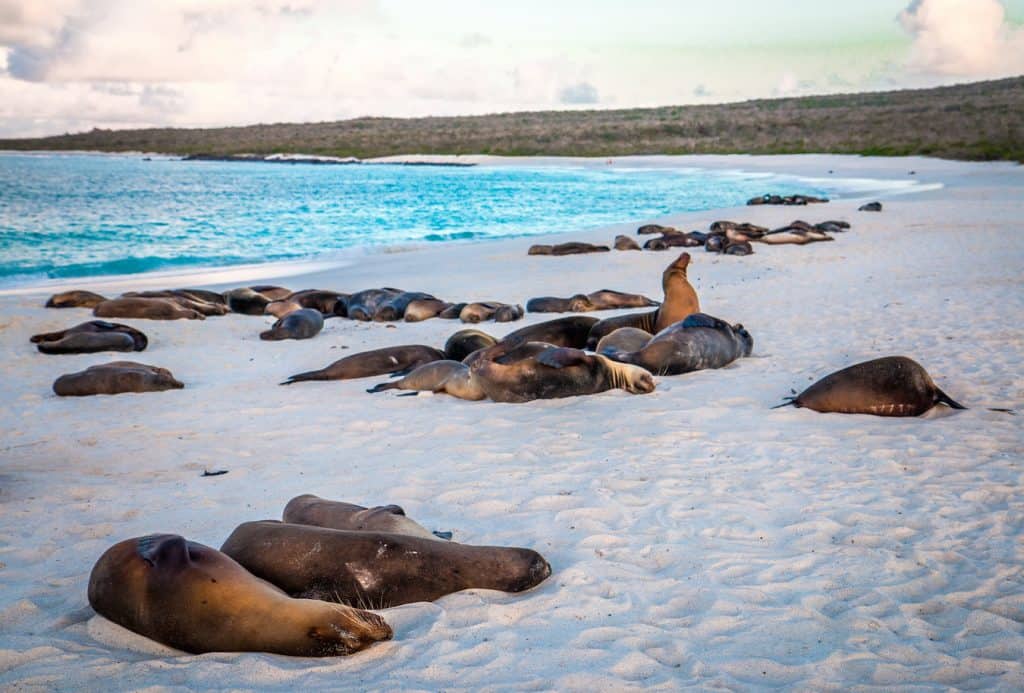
top-left (527, 290), bottom-right (658, 314)
top-left (528, 242), bottom-right (610, 256)
top-left (265, 290), bottom-right (346, 318)
top-left (374, 292), bottom-right (437, 322)
top-left (614, 235), bottom-right (641, 251)
top-left (603, 313), bottom-right (753, 376)
top-left (470, 346), bottom-right (655, 403)
top-left (438, 302), bottom-right (468, 319)
top-left (815, 221), bottom-right (850, 233)
top-left (584, 252), bottom-right (700, 349)
top-left (346, 288), bottom-right (404, 321)
top-left (709, 221), bottom-right (769, 235)
top-left (758, 227), bottom-right (833, 245)
top-left (747, 194), bottom-right (828, 206)
top-left (45, 290), bottom-right (108, 309)
top-left (595, 327), bottom-right (652, 357)
top-left (223, 288), bottom-right (274, 316)
top-left (281, 345), bottom-right (445, 385)
top-left (643, 232), bottom-right (704, 250)
top-left (121, 291), bottom-right (229, 316)
top-left (93, 297), bottom-right (205, 321)
top-left (466, 315), bottom-right (600, 366)
top-left (705, 235), bottom-right (726, 253)
top-left (174, 288), bottom-right (228, 305)
top-left (858, 201), bottom-right (882, 212)
top-left (220, 520), bottom-right (552, 608)
top-left (260, 308), bottom-right (325, 341)
top-left (31, 320), bottom-right (148, 354)
top-left (248, 285), bottom-right (291, 300)
top-left (53, 361), bottom-right (184, 396)
top-left (459, 302), bottom-right (523, 324)
top-left (88, 534), bottom-right (392, 656)
top-left (724, 241), bottom-right (754, 255)
top-left (444, 329), bottom-right (497, 361)
top-left (404, 298), bottom-right (452, 322)
top-left (637, 224), bottom-right (674, 235)
top-left (367, 360), bottom-right (486, 400)
top-left (773, 356), bottom-right (965, 417)
top-left (493, 304), bottom-right (525, 323)
top-left (283, 495), bottom-right (441, 540)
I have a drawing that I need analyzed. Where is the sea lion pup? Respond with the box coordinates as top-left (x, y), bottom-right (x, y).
top-left (859, 201), bottom-right (883, 212)
top-left (283, 495), bottom-right (442, 540)
top-left (527, 290), bottom-right (658, 314)
top-left (88, 534), bottom-right (392, 656)
top-left (595, 327), bottom-right (653, 357)
top-left (528, 242), bottom-right (611, 256)
top-left (602, 313), bottom-right (753, 376)
top-left (222, 287), bottom-right (274, 315)
top-left (470, 346), bottom-right (655, 403)
top-left (374, 291), bottom-right (438, 322)
top-left (31, 320), bottom-right (148, 354)
top-left (584, 252), bottom-right (700, 349)
top-left (404, 298), bottom-right (452, 322)
top-left (773, 356), bottom-right (965, 417)
top-left (265, 290), bottom-right (346, 318)
top-left (220, 521), bottom-right (552, 607)
top-left (281, 345), bottom-right (446, 385)
top-left (346, 288), bottom-right (404, 321)
top-left (53, 361), bottom-right (184, 396)
top-left (444, 329), bottom-right (497, 361)
top-left (93, 297), bottom-right (205, 320)
top-left (367, 360), bottom-right (486, 400)
top-left (614, 235), bottom-right (641, 251)
top-left (260, 308), bottom-right (325, 341)
top-left (45, 290), bottom-right (108, 309)
top-left (121, 291), bottom-right (229, 316)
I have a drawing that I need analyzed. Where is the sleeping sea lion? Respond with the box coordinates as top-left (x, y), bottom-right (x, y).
top-left (260, 308), bottom-right (325, 341)
top-left (121, 291), bottom-right (228, 316)
top-left (438, 303), bottom-right (468, 319)
top-left (460, 302), bottom-right (522, 323)
top-left (374, 292), bottom-right (437, 322)
top-left (367, 360), bottom-right (486, 400)
top-left (88, 534), bottom-right (391, 656)
top-left (283, 495), bottom-right (442, 540)
top-left (470, 346), bottom-right (655, 403)
top-left (614, 235), bottom-right (641, 251)
top-left (45, 290), bottom-right (108, 309)
top-left (595, 327), bottom-right (652, 357)
top-left (637, 224), bottom-right (674, 235)
top-left (220, 520), bottom-right (551, 608)
top-left (526, 290), bottom-right (658, 314)
top-left (773, 356), bottom-right (965, 417)
top-left (346, 288), bottom-right (404, 321)
top-left (858, 201), bottom-right (882, 212)
top-left (528, 242), bottom-right (610, 256)
top-left (281, 345), bottom-right (445, 385)
top-left (53, 361), bottom-right (184, 396)
top-left (493, 304), bottom-right (525, 323)
top-left (265, 290), bottom-right (346, 318)
top-left (94, 297), bottom-right (205, 321)
top-left (724, 241), bottom-right (754, 255)
top-left (404, 299), bottom-right (452, 322)
top-left (223, 288), bottom-right (274, 316)
top-left (444, 329), bottom-right (497, 362)
top-left (31, 320), bottom-right (148, 354)
top-left (603, 313), bottom-right (753, 376)
top-left (465, 315), bottom-right (599, 366)
top-left (585, 252), bottom-right (700, 349)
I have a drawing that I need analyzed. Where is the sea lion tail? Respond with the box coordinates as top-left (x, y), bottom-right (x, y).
top-left (771, 397), bottom-right (798, 410)
top-left (279, 370), bottom-right (324, 385)
top-left (367, 382), bottom-right (400, 393)
top-left (935, 388), bottom-right (967, 410)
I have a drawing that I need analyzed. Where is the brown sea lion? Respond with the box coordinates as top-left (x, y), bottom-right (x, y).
top-left (585, 252), bottom-right (700, 349)
top-left (460, 302), bottom-right (523, 323)
top-left (858, 201), bottom-right (882, 212)
top-left (603, 313), bottom-right (753, 376)
top-left (404, 298), bottom-right (452, 322)
top-left (121, 291), bottom-right (229, 316)
top-left (31, 320), bottom-right (148, 354)
top-left (527, 290), bottom-right (659, 314)
top-left (758, 228), bottom-right (833, 245)
top-left (265, 290), bottom-right (346, 318)
top-left (53, 361), bottom-right (184, 396)
top-left (466, 316), bottom-right (600, 366)
top-left (709, 221), bottom-right (768, 235)
top-left (45, 290), bottom-right (109, 309)
top-left (222, 288), bottom-right (274, 315)
top-left (444, 329), bottom-right (497, 361)
top-left (595, 327), bottom-right (652, 357)
top-left (346, 288), bottom-right (404, 321)
top-left (260, 308), bottom-right (325, 341)
top-left (724, 241), bottom-right (754, 255)
top-left (281, 345), bottom-right (445, 385)
top-left (614, 235), bottom-right (641, 251)
top-left (248, 285), bottom-right (291, 300)
top-left (643, 231), bottom-right (703, 250)
top-left (367, 360), bottom-right (486, 400)
top-left (705, 235), bottom-right (726, 253)
top-left (494, 304), bottom-right (524, 322)
top-left (374, 291), bottom-right (438, 322)
top-left (636, 224), bottom-right (675, 235)
top-left (528, 242), bottom-right (610, 256)
top-left (220, 521), bottom-right (551, 608)
top-left (283, 495), bottom-right (442, 540)
top-left (93, 297), bottom-right (205, 321)
top-left (438, 302), bottom-right (468, 319)
top-left (88, 534), bottom-right (391, 656)
top-left (773, 356), bottom-right (965, 416)
top-left (470, 346), bottom-right (655, 403)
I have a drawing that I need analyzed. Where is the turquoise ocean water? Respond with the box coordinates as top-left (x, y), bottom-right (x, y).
top-left (1, 153), bottom-right (856, 286)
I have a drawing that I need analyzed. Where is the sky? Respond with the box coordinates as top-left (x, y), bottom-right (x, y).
top-left (0, 0), bottom-right (1022, 137)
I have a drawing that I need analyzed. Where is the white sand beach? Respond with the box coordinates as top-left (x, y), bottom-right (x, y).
top-left (1, 154), bottom-right (1022, 690)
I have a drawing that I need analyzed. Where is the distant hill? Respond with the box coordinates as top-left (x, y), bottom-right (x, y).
top-left (2, 77), bottom-right (1022, 162)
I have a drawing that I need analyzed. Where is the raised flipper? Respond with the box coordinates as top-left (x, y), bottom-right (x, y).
top-left (934, 388), bottom-right (966, 410)
top-left (771, 396), bottom-right (798, 410)
top-left (367, 382), bottom-right (401, 393)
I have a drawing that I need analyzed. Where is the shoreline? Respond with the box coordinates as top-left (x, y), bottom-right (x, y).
top-left (0, 153), bottom-right (954, 294)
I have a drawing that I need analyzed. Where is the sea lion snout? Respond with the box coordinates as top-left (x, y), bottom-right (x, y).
top-left (510, 551), bottom-right (552, 592)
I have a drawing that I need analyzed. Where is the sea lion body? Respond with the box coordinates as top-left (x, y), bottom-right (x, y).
top-left (528, 242), bottom-right (610, 256)
top-left (88, 535), bottom-right (391, 656)
top-left (222, 288), bottom-right (274, 316)
top-left (444, 329), bottom-right (497, 361)
top-left (493, 304), bottom-right (525, 322)
top-left (404, 299), bottom-right (452, 322)
top-left (778, 356), bottom-right (965, 416)
top-left (367, 360), bottom-right (486, 400)
top-left (121, 291), bottom-right (229, 316)
top-left (283, 495), bottom-right (441, 540)
top-left (282, 345), bottom-right (445, 384)
top-left (346, 288), bottom-right (404, 321)
top-left (468, 315), bottom-right (600, 365)
top-left (470, 346), bottom-right (655, 403)
top-left (859, 201), bottom-right (882, 212)
top-left (32, 320), bottom-right (148, 353)
top-left (438, 302), bottom-right (467, 319)
top-left (53, 361), bottom-right (184, 396)
top-left (614, 235), bottom-right (641, 251)
top-left (607, 313), bottom-right (753, 376)
top-left (595, 327), bottom-right (653, 357)
top-left (527, 290), bottom-right (658, 314)
top-left (375, 292), bottom-right (437, 322)
top-left (260, 308), bottom-right (325, 341)
top-left (45, 290), bottom-right (108, 309)
top-left (724, 241), bottom-right (754, 255)
top-left (265, 290), bottom-right (346, 318)
top-left (460, 302), bottom-right (522, 323)
top-left (94, 297), bottom-right (204, 321)
top-left (220, 521), bottom-right (551, 608)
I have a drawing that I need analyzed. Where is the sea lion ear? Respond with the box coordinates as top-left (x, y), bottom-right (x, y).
top-left (536, 347), bottom-right (588, 369)
top-left (375, 504), bottom-right (406, 516)
top-left (681, 313), bottom-right (726, 329)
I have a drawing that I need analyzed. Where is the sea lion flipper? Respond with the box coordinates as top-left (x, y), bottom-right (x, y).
top-left (681, 313), bottom-right (728, 330)
top-left (934, 388), bottom-right (967, 410)
top-left (367, 382), bottom-right (400, 393)
top-left (771, 397), bottom-right (798, 409)
top-left (535, 347), bottom-right (588, 369)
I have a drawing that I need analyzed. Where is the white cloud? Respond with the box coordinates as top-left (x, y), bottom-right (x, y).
top-left (899, 0), bottom-right (1024, 77)
top-left (558, 81), bottom-right (599, 105)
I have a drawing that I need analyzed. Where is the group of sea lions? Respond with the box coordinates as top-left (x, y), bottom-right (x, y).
top-left (89, 494), bottom-right (551, 656)
top-left (746, 193), bottom-right (829, 205)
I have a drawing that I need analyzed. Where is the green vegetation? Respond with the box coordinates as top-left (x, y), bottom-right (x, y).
top-left (2, 77), bottom-right (1022, 162)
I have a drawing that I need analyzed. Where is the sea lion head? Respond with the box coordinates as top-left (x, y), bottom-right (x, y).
top-left (663, 252), bottom-right (691, 282)
top-left (567, 294), bottom-right (594, 312)
top-left (733, 323), bottom-right (754, 356)
top-left (601, 357), bottom-right (655, 394)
